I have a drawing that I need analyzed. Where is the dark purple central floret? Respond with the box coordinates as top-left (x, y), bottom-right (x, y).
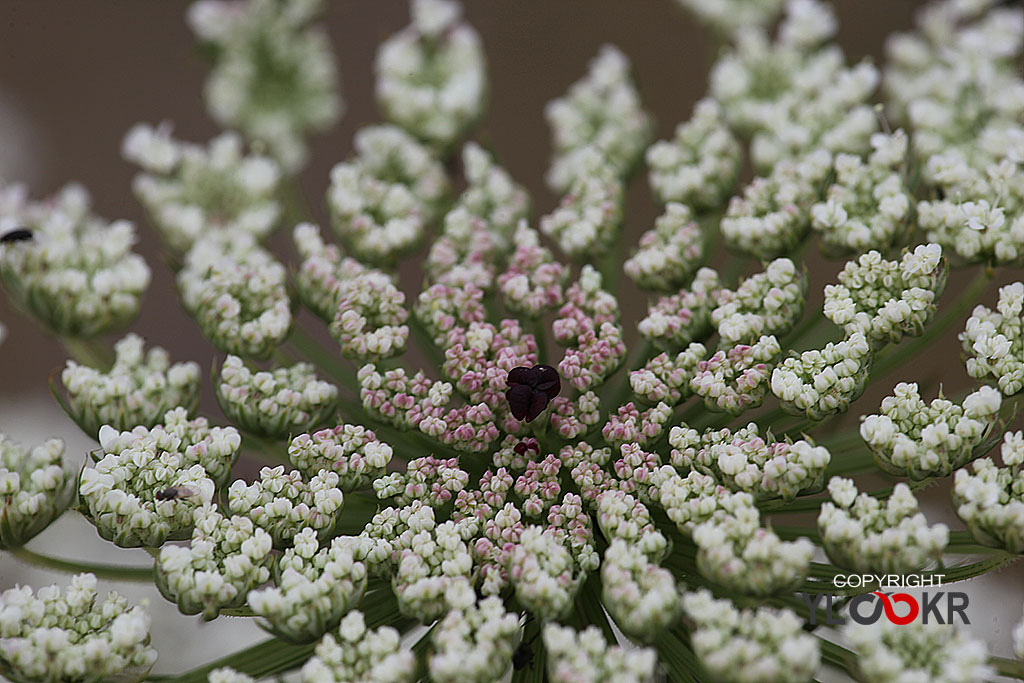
top-left (506, 364), bottom-right (561, 422)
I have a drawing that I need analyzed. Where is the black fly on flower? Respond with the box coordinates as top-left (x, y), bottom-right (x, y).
top-left (505, 364), bottom-right (561, 422)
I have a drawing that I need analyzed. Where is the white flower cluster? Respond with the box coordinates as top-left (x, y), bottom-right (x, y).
top-left (953, 431), bottom-right (1024, 553)
top-left (0, 183), bottom-right (150, 338)
top-left (288, 424), bottom-right (393, 491)
top-left (498, 223), bottom-right (569, 317)
top-left (630, 342), bottom-right (705, 406)
top-left (300, 610), bottom-right (415, 683)
top-left (811, 130), bottom-right (912, 254)
top-left (541, 148), bottom-right (623, 259)
top-left (0, 436), bottom-right (73, 549)
top-left (292, 222), bottom-right (367, 321)
top-left (713, 257), bottom-right (806, 345)
top-left (771, 331), bottom-right (873, 420)
top-left (508, 526), bottom-right (582, 621)
top-left (122, 125), bottom-right (282, 254)
top-left (327, 124), bottom-right (449, 265)
top-left (638, 267), bottom-right (721, 349)
top-left (376, 0), bottom-right (486, 149)
top-left (0, 574), bottom-right (157, 683)
top-left (156, 505), bottom-right (273, 620)
top-left (601, 538), bottom-right (681, 642)
top-left (79, 410), bottom-right (241, 547)
top-left (683, 589), bottom-right (820, 683)
top-left (177, 232), bottom-right (291, 359)
top-left (228, 466), bottom-right (344, 547)
top-left (61, 334), bottom-right (200, 438)
top-left (329, 269), bottom-right (409, 361)
top-left (427, 584), bottom-right (521, 683)
top-left (673, 0), bottom-right (784, 35)
top-left (373, 456), bottom-right (469, 508)
top-left (208, 667), bottom-right (255, 683)
top-left (694, 497), bottom-right (813, 595)
top-left (216, 355), bottom-right (338, 439)
top-left (861, 383), bottom-right (1002, 479)
top-left (646, 99), bottom-right (742, 210)
top-left (690, 334), bottom-right (781, 415)
top-left (670, 422), bottom-right (830, 501)
top-left (248, 527), bottom-right (366, 643)
top-left (819, 476), bottom-right (948, 573)
top-left (187, 0), bottom-right (341, 171)
top-left (543, 623), bottom-right (657, 683)
top-left (845, 621), bottom-right (991, 683)
top-left (823, 244), bottom-right (947, 348)
top-left (961, 281), bottom-right (1024, 395)
top-left (720, 148), bottom-right (832, 258)
top-left (710, 0), bottom-right (878, 171)
top-left (624, 202), bottom-right (704, 291)
top-left (650, 466), bottom-right (733, 534)
top-left (544, 44), bottom-right (652, 192)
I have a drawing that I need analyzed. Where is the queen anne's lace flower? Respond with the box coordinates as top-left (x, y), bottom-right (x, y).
top-left (720, 149), bottom-right (832, 258)
top-left (630, 342), bottom-right (705, 406)
top-left (691, 335), bottom-right (781, 414)
top-left (624, 203), bottom-right (704, 291)
top-left (0, 436), bottom-right (74, 549)
top-left (545, 45), bottom-right (652, 192)
top-left (178, 232), bottom-right (291, 359)
top-left (638, 267), bottom-right (722, 350)
top-left (601, 539), bottom-right (680, 642)
top-left (61, 334), bottom-right (200, 438)
top-left (953, 431), bottom-right (1024, 553)
top-left (498, 222), bottom-right (569, 317)
top-left (376, 0), bottom-right (486, 149)
top-left (300, 610), bottom-right (415, 683)
top-left (646, 99), bottom-right (742, 210)
top-left (188, 0), bottom-right (341, 172)
top-left (820, 476), bottom-right (948, 573)
top-left (543, 623), bottom-right (657, 683)
top-left (713, 257), bottom-right (806, 345)
top-left (0, 183), bottom-right (150, 338)
top-left (673, 0), bottom-right (785, 35)
top-left (155, 505), bottom-right (274, 620)
top-left (811, 130), bottom-right (912, 254)
top-left (823, 243), bottom-right (947, 348)
top-left (861, 383), bottom-right (1002, 479)
top-left (123, 125), bottom-right (282, 254)
top-left (670, 422), bottom-right (830, 500)
top-left (208, 668), bottom-right (255, 683)
top-left (541, 149), bottom-right (624, 259)
top-left (844, 621), bottom-right (992, 683)
top-left (961, 281), bottom-right (1024, 395)
top-left (288, 423), bottom-right (393, 491)
top-left (216, 355), bottom-right (337, 439)
top-left (228, 466), bottom-right (344, 547)
top-left (683, 588), bottom-right (820, 683)
top-left (509, 526), bottom-right (584, 621)
top-left (427, 584), bottom-right (521, 683)
top-left (327, 125), bottom-right (449, 265)
top-left (771, 331), bottom-right (873, 420)
top-left (0, 574), bottom-right (157, 683)
top-left (248, 527), bottom-right (366, 642)
top-left (374, 456), bottom-right (468, 509)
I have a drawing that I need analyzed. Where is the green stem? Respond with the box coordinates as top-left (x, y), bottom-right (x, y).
top-left (533, 318), bottom-right (550, 364)
top-left (990, 655), bottom-right (1024, 680)
top-left (409, 316), bottom-right (445, 368)
top-left (286, 327), bottom-right (356, 392)
top-left (10, 546), bottom-right (154, 581)
top-left (60, 336), bottom-right (113, 370)
top-left (871, 267), bottom-right (993, 380)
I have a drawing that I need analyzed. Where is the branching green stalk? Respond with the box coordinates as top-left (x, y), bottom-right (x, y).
top-left (60, 336), bottom-right (113, 370)
top-left (10, 546), bottom-right (154, 582)
top-left (286, 326), bottom-right (357, 392)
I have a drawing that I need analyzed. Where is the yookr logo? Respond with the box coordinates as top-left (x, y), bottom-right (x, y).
top-left (799, 591), bottom-right (971, 626)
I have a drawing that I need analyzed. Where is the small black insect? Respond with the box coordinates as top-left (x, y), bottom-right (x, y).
top-left (506, 364), bottom-right (561, 422)
top-left (155, 486), bottom-right (196, 501)
top-left (0, 228), bottom-right (33, 244)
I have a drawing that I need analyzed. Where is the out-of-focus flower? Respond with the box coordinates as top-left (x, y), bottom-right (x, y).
top-left (601, 538), bottom-right (681, 642)
top-left (155, 505), bottom-right (274, 620)
top-left (541, 149), bottom-right (624, 259)
top-left (543, 623), bottom-right (657, 683)
top-left (844, 621), bottom-right (992, 683)
top-left (216, 355), bottom-right (338, 438)
top-left (683, 588), bottom-right (820, 683)
top-left (427, 583), bottom-right (521, 683)
top-left (0, 436), bottom-right (74, 549)
top-left (0, 574), bottom-right (157, 683)
top-left (0, 183), bottom-right (150, 338)
top-left (177, 232), bottom-right (292, 359)
top-left (953, 431), bottom-right (1024, 553)
top-left (820, 476), bottom-right (948, 573)
top-left (545, 45), bottom-right (652, 192)
top-left (123, 125), bottom-right (282, 254)
top-left (300, 610), bottom-right (415, 683)
top-left (673, 0), bottom-right (784, 36)
top-left (861, 383), bottom-right (1002, 479)
top-left (248, 527), bottom-right (366, 642)
top-left (208, 668), bottom-right (255, 683)
top-left (61, 334), bottom-right (200, 438)
top-left (188, 0), bottom-right (341, 172)
top-left (961, 281), bottom-right (1024, 395)
top-left (376, 0), bottom-right (486, 150)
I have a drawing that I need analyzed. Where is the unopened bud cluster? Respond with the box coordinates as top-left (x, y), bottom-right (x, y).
top-left (771, 331), bottom-right (872, 420)
top-left (638, 268), bottom-right (722, 349)
top-left (0, 436), bottom-right (73, 549)
top-left (300, 610), bottom-right (415, 683)
top-left (228, 466), bottom-right (344, 547)
top-left (961, 281), bottom-right (1024, 396)
top-left (690, 334), bottom-right (781, 415)
top-left (713, 257), bottom-right (806, 345)
top-left (288, 423), bottom-right (393, 491)
top-left (844, 621), bottom-right (991, 683)
top-left (953, 431), bottom-right (1024, 553)
top-left (624, 203), bottom-right (704, 292)
top-left (543, 623), bottom-right (656, 683)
